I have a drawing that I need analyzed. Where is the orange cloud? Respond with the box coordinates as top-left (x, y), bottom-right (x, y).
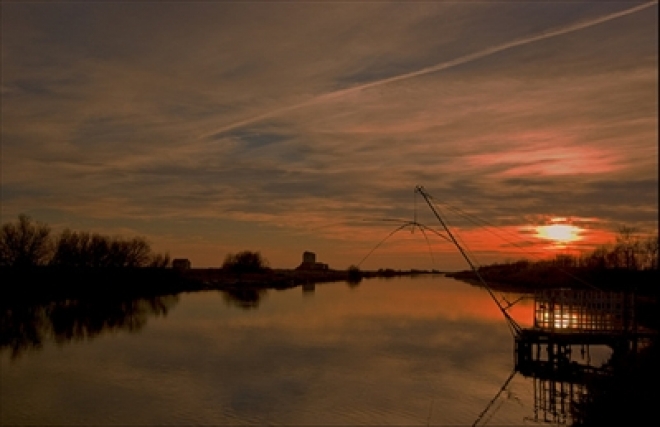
top-left (467, 146), bottom-right (621, 177)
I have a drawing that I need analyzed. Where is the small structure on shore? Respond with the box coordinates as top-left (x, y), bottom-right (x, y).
top-left (172, 258), bottom-right (191, 270)
top-left (296, 251), bottom-right (328, 271)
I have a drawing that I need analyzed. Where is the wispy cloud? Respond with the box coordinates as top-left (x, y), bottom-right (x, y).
top-left (198, 0), bottom-right (658, 139)
top-left (2, 1), bottom-right (657, 269)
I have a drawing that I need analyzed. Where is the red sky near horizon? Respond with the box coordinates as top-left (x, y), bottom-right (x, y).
top-left (2, 1), bottom-right (657, 270)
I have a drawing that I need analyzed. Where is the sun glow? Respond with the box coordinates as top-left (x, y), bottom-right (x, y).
top-left (535, 224), bottom-right (582, 243)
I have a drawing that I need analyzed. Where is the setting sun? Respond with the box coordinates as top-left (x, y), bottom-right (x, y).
top-left (535, 224), bottom-right (582, 243)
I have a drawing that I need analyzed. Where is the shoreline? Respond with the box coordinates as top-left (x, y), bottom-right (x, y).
top-left (0, 266), bottom-right (444, 304)
top-left (2, 265), bottom-right (657, 306)
top-left (445, 268), bottom-right (659, 296)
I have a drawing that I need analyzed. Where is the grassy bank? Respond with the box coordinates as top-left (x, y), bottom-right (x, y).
top-left (1, 266), bottom-right (443, 305)
top-left (447, 266), bottom-right (659, 296)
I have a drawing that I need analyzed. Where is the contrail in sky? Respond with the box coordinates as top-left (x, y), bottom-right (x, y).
top-left (200, 0), bottom-right (657, 140)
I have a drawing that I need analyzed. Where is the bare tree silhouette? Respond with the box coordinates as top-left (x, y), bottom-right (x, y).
top-left (1, 215), bottom-right (170, 269)
top-left (0, 214), bottom-right (52, 267)
top-left (222, 250), bottom-right (269, 274)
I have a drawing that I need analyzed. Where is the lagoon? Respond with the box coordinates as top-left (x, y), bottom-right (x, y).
top-left (1, 275), bottom-right (613, 425)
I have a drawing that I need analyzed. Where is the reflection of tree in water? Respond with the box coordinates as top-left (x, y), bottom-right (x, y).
top-left (221, 288), bottom-right (266, 309)
top-left (1, 294), bottom-right (179, 360)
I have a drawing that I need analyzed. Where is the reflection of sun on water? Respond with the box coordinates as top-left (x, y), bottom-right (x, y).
top-left (538, 311), bottom-right (579, 329)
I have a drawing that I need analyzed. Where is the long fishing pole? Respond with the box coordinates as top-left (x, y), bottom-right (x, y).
top-left (415, 186), bottom-right (521, 336)
top-left (431, 202), bottom-right (604, 292)
top-left (356, 220), bottom-right (452, 268)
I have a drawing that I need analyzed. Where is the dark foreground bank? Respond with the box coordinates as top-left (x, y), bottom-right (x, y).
top-left (447, 266), bottom-right (659, 296)
top-left (0, 267), bottom-right (193, 303)
top-left (0, 266), bottom-right (441, 304)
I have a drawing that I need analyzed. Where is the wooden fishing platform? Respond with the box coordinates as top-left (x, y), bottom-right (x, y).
top-left (514, 287), bottom-right (657, 383)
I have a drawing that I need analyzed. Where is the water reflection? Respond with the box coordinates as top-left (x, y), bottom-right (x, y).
top-left (221, 279), bottom-right (362, 308)
top-left (1, 294), bottom-right (179, 360)
top-left (221, 287), bottom-right (266, 309)
top-left (302, 282), bottom-right (316, 294)
top-left (512, 337), bottom-right (658, 427)
top-left (2, 277), bottom-right (656, 426)
top-left (475, 287), bottom-right (658, 427)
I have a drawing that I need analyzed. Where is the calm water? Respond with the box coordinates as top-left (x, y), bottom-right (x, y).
top-left (1, 275), bottom-right (612, 425)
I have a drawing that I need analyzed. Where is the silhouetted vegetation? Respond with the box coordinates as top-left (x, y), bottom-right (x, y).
top-left (0, 215), bottom-right (171, 268)
top-left (222, 250), bottom-right (269, 274)
top-left (347, 265), bottom-right (362, 286)
top-left (0, 216), bottom-right (186, 304)
top-left (449, 227), bottom-right (659, 294)
top-left (0, 214), bottom-right (52, 268)
top-left (51, 229), bottom-right (170, 268)
top-left (580, 226), bottom-right (658, 271)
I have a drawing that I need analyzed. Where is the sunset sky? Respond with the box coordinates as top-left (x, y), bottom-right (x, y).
top-left (2, 1), bottom-right (657, 271)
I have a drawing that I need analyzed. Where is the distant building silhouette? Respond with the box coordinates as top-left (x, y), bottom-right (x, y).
top-left (296, 251), bottom-right (328, 270)
top-left (172, 258), bottom-right (191, 270)
top-left (303, 251), bottom-right (316, 264)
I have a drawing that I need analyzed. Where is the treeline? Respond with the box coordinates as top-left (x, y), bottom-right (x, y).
top-left (221, 250), bottom-right (269, 273)
top-left (450, 227), bottom-right (658, 293)
top-left (554, 226), bottom-right (658, 271)
top-left (0, 214), bottom-right (170, 268)
top-left (489, 226), bottom-right (656, 273)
